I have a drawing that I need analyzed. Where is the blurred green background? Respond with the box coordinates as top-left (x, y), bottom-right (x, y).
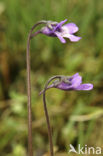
top-left (0, 0), bottom-right (103, 155)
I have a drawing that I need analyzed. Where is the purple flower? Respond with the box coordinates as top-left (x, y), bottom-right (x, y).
top-left (40, 73), bottom-right (93, 94)
top-left (41, 19), bottom-right (81, 43)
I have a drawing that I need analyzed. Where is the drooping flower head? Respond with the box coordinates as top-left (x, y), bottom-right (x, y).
top-left (40, 73), bottom-right (93, 94)
top-left (40, 19), bottom-right (81, 43)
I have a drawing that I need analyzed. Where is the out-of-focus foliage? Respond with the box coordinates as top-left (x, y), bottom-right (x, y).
top-left (0, 0), bottom-right (103, 155)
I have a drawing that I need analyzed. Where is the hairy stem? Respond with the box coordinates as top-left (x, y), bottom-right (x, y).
top-left (26, 20), bottom-right (47, 156)
top-left (42, 76), bottom-right (61, 156)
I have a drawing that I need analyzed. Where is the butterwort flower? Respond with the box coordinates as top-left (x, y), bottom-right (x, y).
top-left (40, 19), bottom-right (81, 43)
top-left (40, 73), bottom-right (93, 94)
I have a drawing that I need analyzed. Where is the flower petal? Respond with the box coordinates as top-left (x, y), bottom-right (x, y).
top-left (57, 82), bottom-right (71, 90)
top-left (63, 34), bottom-right (82, 42)
top-left (76, 84), bottom-right (93, 90)
top-left (53, 19), bottom-right (67, 32)
top-left (63, 23), bottom-right (79, 34)
top-left (72, 73), bottom-right (79, 78)
top-left (55, 32), bottom-right (66, 43)
top-left (71, 74), bottom-right (82, 88)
